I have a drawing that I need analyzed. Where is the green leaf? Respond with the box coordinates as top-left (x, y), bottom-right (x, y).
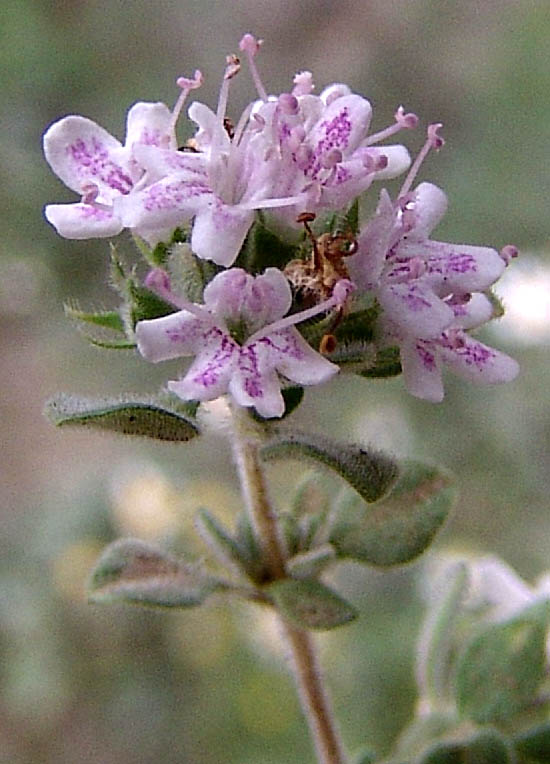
top-left (514, 723), bottom-right (550, 761)
top-left (64, 302), bottom-right (125, 333)
top-left (417, 562), bottom-right (469, 704)
top-left (329, 461), bottom-right (456, 566)
top-left (393, 711), bottom-right (457, 760)
top-left (167, 242), bottom-right (219, 302)
top-left (359, 346), bottom-right (402, 379)
top-left (45, 393), bottom-right (200, 442)
top-left (195, 509), bottom-right (257, 580)
top-left (418, 728), bottom-right (513, 764)
top-left (268, 578), bottom-right (358, 630)
top-left (63, 301), bottom-right (136, 349)
top-left (240, 217), bottom-right (299, 273)
top-left (125, 281), bottom-right (175, 328)
top-left (88, 538), bottom-right (221, 608)
top-left (286, 544), bottom-right (336, 579)
top-left (455, 616), bottom-right (547, 723)
top-left (261, 431), bottom-right (398, 504)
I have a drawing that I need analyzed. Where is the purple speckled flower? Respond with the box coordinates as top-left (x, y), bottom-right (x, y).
top-left (43, 101), bottom-right (179, 241)
top-left (136, 268), bottom-right (352, 418)
top-left (346, 124), bottom-right (518, 401)
top-left (118, 34), bottom-right (413, 266)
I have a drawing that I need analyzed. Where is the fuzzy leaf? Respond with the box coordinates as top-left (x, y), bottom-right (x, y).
top-left (351, 748), bottom-right (376, 764)
top-left (261, 432), bottom-right (398, 504)
top-left (167, 242), bottom-right (218, 302)
top-left (455, 616), bottom-right (547, 723)
top-left (417, 562), bottom-right (469, 704)
top-left (330, 461), bottom-right (456, 566)
top-left (126, 281), bottom-right (175, 328)
top-left (268, 578), bottom-right (358, 630)
top-left (45, 393), bottom-right (200, 442)
top-left (64, 303), bottom-right (126, 333)
top-left (513, 723), bottom-right (550, 761)
top-left (419, 728), bottom-right (513, 764)
top-left (286, 544), bottom-right (336, 579)
top-left (195, 508), bottom-right (255, 579)
top-left (88, 538), bottom-right (220, 608)
top-left (359, 346), bottom-right (402, 378)
top-left (241, 217), bottom-right (299, 273)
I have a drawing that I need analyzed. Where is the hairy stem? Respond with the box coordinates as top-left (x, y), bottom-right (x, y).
top-left (231, 405), bottom-right (347, 764)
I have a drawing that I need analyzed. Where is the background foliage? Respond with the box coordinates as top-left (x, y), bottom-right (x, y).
top-left (2, 1), bottom-right (549, 761)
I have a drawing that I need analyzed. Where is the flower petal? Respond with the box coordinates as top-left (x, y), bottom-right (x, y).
top-left (191, 202), bottom-right (254, 266)
top-left (241, 268), bottom-right (293, 330)
top-left (400, 339), bottom-right (444, 402)
top-left (309, 94), bottom-right (372, 160)
top-left (439, 333), bottom-right (520, 385)
top-left (368, 145), bottom-right (411, 180)
top-left (406, 182), bottom-right (448, 240)
top-left (116, 176), bottom-right (211, 231)
top-left (43, 116), bottom-right (130, 202)
top-left (136, 310), bottom-right (207, 362)
top-left (378, 281), bottom-right (455, 339)
top-left (124, 101), bottom-right (174, 150)
top-left (44, 203), bottom-right (123, 239)
top-left (267, 328), bottom-right (339, 385)
top-left (348, 188), bottom-right (395, 289)
top-left (230, 344), bottom-right (285, 418)
top-left (169, 328), bottom-right (238, 401)
top-left (132, 144), bottom-right (208, 179)
top-left (400, 241), bottom-right (505, 294)
top-left (449, 293), bottom-right (494, 330)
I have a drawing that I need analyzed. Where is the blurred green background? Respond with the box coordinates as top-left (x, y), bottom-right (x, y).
top-left (2, 0), bottom-right (549, 761)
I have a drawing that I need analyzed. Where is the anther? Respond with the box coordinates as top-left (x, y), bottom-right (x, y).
top-left (238, 33), bottom-right (268, 101)
top-left (500, 244), bottom-right (519, 266)
top-left (292, 71), bottom-right (314, 96)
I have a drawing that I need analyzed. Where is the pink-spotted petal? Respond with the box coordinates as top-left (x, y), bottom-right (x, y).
top-left (203, 269), bottom-right (250, 320)
top-left (43, 116), bottom-right (130, 202)
top-left (309, 94), bottom-right (373, 158)
top-left (116, 176), bottom-right (211, 230)
top-left (169, 329), bottom-right (238, 402)
top-left (418, 242), bottom-right (505, 294)
top-left (378, 281), bottom-right (455, 339)
top-left (400, 339), bottom-right (444, 402)
top-left (136, 310), bottom-right (207, 362)
top-left (268, 328), bottom-right (339, 385)
top-left (241, 267), bottom-right (293, 329)
top-left (230, 344), bottom-right (285, 418)
top-left (188, 101), bottom-right (231, 153)
top-left (406, 182), bottom-right (448, 240)
top-left (44, 203), bottom-right (123, 239)
top-left (132, 144), bottom-right (208, 179)
top-left (439, 334), bottom-right (520, 385)
top-left (191, 203), bottom-right (254, 266)
top-left (449, 293), bottom-right (494, 330)
top-left (124, 101), bottom-right (174, 150)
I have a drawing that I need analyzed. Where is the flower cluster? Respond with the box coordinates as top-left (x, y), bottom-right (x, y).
top-left (43, 34), bottom-right (518, 416)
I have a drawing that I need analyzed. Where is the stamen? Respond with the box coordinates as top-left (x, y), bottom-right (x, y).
top-left (168, 70), bottom-right (203, 138)
top-left (364, 106), bottom-right (419, 146)
top-left (321, 148), bottom-right (343, 169)
top-left (398, 122), bottom-right (444, 197)
top-left (217, 55), bottom-right (241, 122)
top-left (292, 71), bottom-right (314, 96)
top-left (144, 268), bottom-right (209, 319)
top-left (239, 33), bottom-right (268, 102)
top-left (81, 183), bottom-right (99, 205)
top-left (247, 279), bottom-right (355, 344)
top-left (363, 151), bottom-right (388, 172)
top-left (500, 244), bottom-right (519, 266)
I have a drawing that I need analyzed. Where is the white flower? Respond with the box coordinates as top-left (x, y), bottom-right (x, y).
top-left (43, 102), bottom-right (176, 240)
top-left (136, 268), bottom-right (352, 418)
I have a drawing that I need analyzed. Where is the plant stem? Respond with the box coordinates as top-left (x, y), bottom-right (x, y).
top-left (231, 405), bottom-right (348, 764)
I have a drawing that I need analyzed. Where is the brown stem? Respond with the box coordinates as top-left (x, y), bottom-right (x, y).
top-left (231, 405), bottom-right (347, 764)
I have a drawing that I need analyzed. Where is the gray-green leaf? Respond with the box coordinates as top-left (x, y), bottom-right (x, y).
top-left (88, 538), bottom-right (220, 608)
top-left (513, 723), bottom-right (550, 761)
top-left (45, 393), bottom-right (200, 442)
top-left (455, 616), bottom-right (547, 723)
top-left (330, 461), bottom-right (456, 566)
top-left (418, 728), bottom-right (513, 764)
top-left (268, 578), bottom-right (358, 630)
top-left (261, 431), bottom-right (398, 504)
